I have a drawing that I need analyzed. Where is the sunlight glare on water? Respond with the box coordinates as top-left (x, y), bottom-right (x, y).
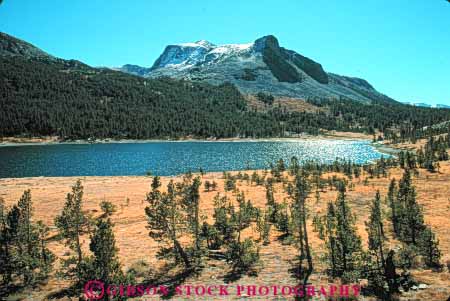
top-left (0, 140), bottom-right (388, 178)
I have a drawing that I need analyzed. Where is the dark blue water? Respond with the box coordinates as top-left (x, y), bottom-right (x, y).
top-left (0, 140), bottom-right (387, 178)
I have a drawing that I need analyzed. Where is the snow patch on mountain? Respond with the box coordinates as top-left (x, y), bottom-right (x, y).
top-left (151, 40), bottom-right (257, 71)
top-left (118, 35), bottom-right (397, 104)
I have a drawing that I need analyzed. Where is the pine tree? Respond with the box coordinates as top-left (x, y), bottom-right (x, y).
top-left (417, 148), bottom-right (425, 167)
top-left (224, 175), bottom-right (236, 192)
top-left (332, 184), bottom-right (363, 282)
top-left (145, 178), bottom-right (191, 269)
top-left (100, 200), bottom-right (117, 217)
top-left (17, 190), bottom-right (37, 284)
top-left (88, 218), bottom-right (128, 289)
top-left (418, 227), bottom-right (442, 269)
top-left (0, 198), bottom-right (12, 285)
top-left (225, 192), bottom-right (259, 273)
top-left (365, 191), bottom-right (398, 296)
top-left (36, 221), bottom-right (54, 277)
top-left (290, 172), bottom-right (313, 294)
top-left (366, 191), bottom-right (386, 260)
top-left (398, 186), bottom-right (425, 245)
top-left (387, 170), bottom-right (442, 269)
top-left (275, 199), bottom-right (291, 238)
top-left (200, 221), bottom-right (221, 250)
top-left (265, 181), bottom-right (278, 223)
top-left (55, 180), bottom-right (91, 285)
top-left (289, 156), bottom-right (300, 175)
top-left (212, 194), bottom-right (232, 246)
top-left (5, 206), bottom-right (21, 285)
top-left (398, 151), bottom-right (405, 169)
top-left (323, 202), bottom-right (338, 277)
top-left (256, 210), bottom-right (271, 245)
top-left (210, 181), bottom-right (218, 191)
top-left (204, 180), bottom-right (211, 192)
top-left (0, 193), bottom-right (54, 287)
top-left (405, 151), bottom-right (417, 170)
top-left (276, 158), bottom-right (286, 173)
top-left (387, 178), bottom-right (399, 236)
top-left (181, 176), bottom-right (203, 262)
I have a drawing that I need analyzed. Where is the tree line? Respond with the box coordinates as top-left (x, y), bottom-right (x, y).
top-left (2, 56), bottom-right (450, 140)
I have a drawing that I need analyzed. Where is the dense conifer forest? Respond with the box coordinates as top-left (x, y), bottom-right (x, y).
top-left (1, 56), bottom-right (450, 140)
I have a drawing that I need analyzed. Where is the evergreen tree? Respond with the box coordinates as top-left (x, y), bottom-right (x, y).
top-left (289, 156), bottom-right (300, 175)
top-left (145, 178), bottom-right (191, 269)
top-left (100, 201), bottom-right (117, 217)
top-left (88, 218), bottom-right (129, 293)
top-left (418, 227), bottom-right (442, 269)
top-left (212, 194), bottom-right (233, 246)
top-left (200, 221), bottom-right (221, 250)
top-left (387, 178), bottom-right (399, 236)
top-left (0, 193), bottom-right (54, 287)
top-left (256, 210), bottom-right (271, 245)
top-left (387, 170), bottom-right (442, 269)
top-left (55, 180), bottom-right (92, 285)
top-left (365, 191), bottom-right (399, 296)
top-left (366, 191), bottom-right (386, 259)
top-left (210, 181), bottom-right (218, 191)
top-left (225, 192), bottom-right (259, 273)
top-left (327, 184), bottom-right (363, 282)
top-left (398, 184), bottom-right (425, 245)
top-left (16, 190), bottom-right (37, 284)
top-left (204, 181), bottom-right (211, 192)
top-left (265, 181), bottom-right (278, 223)
top-left (323, 202), bottom-right (338, 277)
top-left (276, 158), bottom-right (286, 173)
top-left (36, 221), bottom-right (55, 278)
top-left (275, 199), bottom-right (291, 238)
top-left (224, 175), bottom-right (236, 192)
top-left (181, 176), bottom-right (203, 262)
top-left (290, 172), bottom-right (314, 294)
top-left (0, 198), bottom-right (12, 285)
top-left (398, 151), bottom-right (405, 169)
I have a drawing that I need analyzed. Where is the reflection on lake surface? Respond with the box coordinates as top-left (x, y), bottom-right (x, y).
top-left (0, 140), bottom-right (388, 178)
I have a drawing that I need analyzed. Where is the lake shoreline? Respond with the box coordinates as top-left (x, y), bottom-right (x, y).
top-left (0, 135), bottom-right (399, 157)
top-left (0, 135), bottom-right (397, 178)
top-left (0, 131), bottom-right (377, 147)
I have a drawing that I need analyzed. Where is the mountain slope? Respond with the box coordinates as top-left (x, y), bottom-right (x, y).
top-left (0, 32), bottom-right (335, 139)
top-left (0, 32), bottom-right (52, 59)
top-left (2, 31), bottom-right (450, 141)
top-left (118, 35), bottom-right (396, 103)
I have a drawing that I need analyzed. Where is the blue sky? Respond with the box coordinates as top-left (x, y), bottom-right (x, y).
top-left (0, 0), bottom-right (449, 105)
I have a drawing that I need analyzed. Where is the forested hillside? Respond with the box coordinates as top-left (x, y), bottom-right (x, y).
top-left (1, 56), bottom-right (450, 140)
top-left (0, 57), bottom-right (287, 139)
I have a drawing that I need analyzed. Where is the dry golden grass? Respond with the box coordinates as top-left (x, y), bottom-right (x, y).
top-left (384, 133), bottom-right (449, 153)
top-left (1, 162), bottom-right (449, 300)
top-left (245, 95), bottom-right (324, 114)
top-left (0, 136), bottom-right (60, 144)
top-left (321, 130), bottom-right (376, 140)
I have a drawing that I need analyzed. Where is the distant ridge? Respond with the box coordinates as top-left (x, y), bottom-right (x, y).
top-left (402, 101), bottom-right (450, 109)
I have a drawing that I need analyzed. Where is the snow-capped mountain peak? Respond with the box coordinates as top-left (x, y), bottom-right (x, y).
top-left (118, 35), bottom-right (397, 104)
top-left (193, 40), bottom-right (215, 48)
top-left (151, 39), bottom-right (257, 70)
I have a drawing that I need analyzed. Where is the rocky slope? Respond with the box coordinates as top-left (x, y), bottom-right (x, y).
top-left (0, 32), bottom-right (92, 70)
top-left (0, 32), bottom-right (52, 59)
top-left (119, 35), bottom-right (397, 103)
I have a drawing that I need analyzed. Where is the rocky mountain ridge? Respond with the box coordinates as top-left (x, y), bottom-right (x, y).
top-left (119, 35), bottom-right (396, 103)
